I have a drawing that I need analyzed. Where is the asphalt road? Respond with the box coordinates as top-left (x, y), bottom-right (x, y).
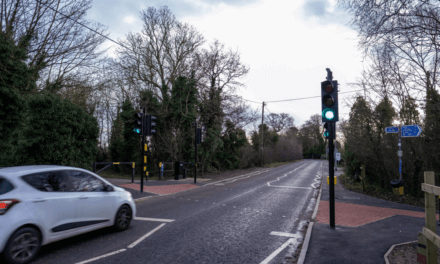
top-left (28, 160), bottom-right (323, 264)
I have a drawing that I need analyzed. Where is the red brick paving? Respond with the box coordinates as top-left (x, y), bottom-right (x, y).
top-left (316, 200), bottom-right (439, 227)
top-left (119, 183), bottom-right (199, 195)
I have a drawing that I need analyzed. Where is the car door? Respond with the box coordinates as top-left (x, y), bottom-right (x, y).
top-left (67, 170), bottom-right (115, 229)
top-left (21, 170), bottom-right (78, 239)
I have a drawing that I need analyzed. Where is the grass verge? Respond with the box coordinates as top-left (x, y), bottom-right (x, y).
top-left (264, 160), bottom-right (302, 168)
top-left (338, 173), bottom-right (426, 208)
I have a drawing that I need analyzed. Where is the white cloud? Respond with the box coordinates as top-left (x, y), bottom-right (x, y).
top-left (87, 0), bottom-right (364, 127)
top-left (181, 0), bottom-right (363, 126)
top-left (123, 16), bottom-right (137, 24)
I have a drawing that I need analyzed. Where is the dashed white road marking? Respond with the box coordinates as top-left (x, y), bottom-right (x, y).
top-left (75, 249), bottom-right (127, 264)
top-left (134, 217), bottom-right (175, 223)
top-left (270, 231), bottom-right (302, 238)
top-left (268, 185), bottom-right (311, 189)
top-left (134, 217), bottom-right (176, 223)
top-left (311, 173), bottom-right (322, 189)
top-left (266, 166), bottom-right (311, 190)
top-left (127, 223), bottom-right (166, 248)
top-left (204, 169), bottom-right (270, 186)
top-left (260, 238), bottom-right (296, 264)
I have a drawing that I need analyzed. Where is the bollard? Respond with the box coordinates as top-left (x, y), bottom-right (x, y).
top-left (327, 176), bottom-right (337, 185)
top-left (132, 162), bottom-right (135, 183)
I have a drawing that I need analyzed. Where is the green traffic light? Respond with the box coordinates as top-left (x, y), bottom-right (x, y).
top-left (133, 128), bottom-right (141, 134)
top-left (322, 108), bottom-right (335, 121)
top-left (324, 131), bottom-right (329, 137)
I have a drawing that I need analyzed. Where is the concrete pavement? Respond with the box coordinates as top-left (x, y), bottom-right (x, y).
top-left (301, 163), bottom-right (440, 264)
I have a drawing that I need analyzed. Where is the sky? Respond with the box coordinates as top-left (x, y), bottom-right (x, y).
top-left (86, 0), bottom-right (365, 128)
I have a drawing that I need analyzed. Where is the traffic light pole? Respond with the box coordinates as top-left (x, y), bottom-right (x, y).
top-left (325, 68), bottom-right (336, 229)
top-left (141, 107), bottom-right (146, 193)
top-left (329, 122), bottom-right (335, 229)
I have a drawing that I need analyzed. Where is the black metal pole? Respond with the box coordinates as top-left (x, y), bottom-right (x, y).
top-left (195, 123), bottom-right (197, 184)
top-left (398, 125), bottom-right (402, 181)
top-left (329, 123), bottom-right (335, 229)
top-left (141, 107), bottom-right (145, 193)
top-left (93, 162), bottom-right (96, 173)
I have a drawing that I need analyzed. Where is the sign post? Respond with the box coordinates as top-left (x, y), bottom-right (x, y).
top-left (385, 125), bottom-right (423, 194)
top-left (401, 125), bottom-right (422, 137)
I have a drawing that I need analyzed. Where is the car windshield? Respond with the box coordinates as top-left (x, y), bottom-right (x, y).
top-left (0, 176), bottom-right (14, 195)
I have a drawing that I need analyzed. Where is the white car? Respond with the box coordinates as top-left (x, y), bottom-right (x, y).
top-left (0, 165), bottom-right (136, 264)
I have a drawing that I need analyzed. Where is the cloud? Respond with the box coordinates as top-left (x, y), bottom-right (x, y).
top-left (303, 0), bottom-right (330, 17)
top-left (298, 0), bottom-right (351, 27)
top-left (123, 16), bottom-right (136, 24)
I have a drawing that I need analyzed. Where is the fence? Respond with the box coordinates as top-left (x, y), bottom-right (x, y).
top-left (159, 162), bottom-right (203, 180)
top-left (418, 171), bottom-right (438, 264)
top-left (92, 162), bottom-right (136, 183)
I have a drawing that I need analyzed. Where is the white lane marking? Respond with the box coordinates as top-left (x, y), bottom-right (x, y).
top-left (311, 173), bottom-right (322, 189)
top-left (134, 217), bottom-right (175, 223)
top-left (268, 185), bottom-right (311, 189)
top-left (260, 238), bottom-right (296, 264)
top-left (209, 169), bottom-right (270, 186)
top-left (127, 223), bottom-right (166, 248)
top-left (75, 249), bottom-right (127, 264)
top-left (270, 231), bottom-right (302, 238)
top-left (266, 166), bottom-right (312, 189)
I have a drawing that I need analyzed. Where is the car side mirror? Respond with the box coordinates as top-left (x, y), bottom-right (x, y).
top-left (105, 185), bottom-right (114, 192)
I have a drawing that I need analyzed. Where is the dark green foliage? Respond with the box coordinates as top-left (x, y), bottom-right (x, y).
top-left (342, 144), bottom-right (360, 179)
top-left (250, 123), bottom-right (278, 153)
top-left (0, 30), bottom-right (44, 148)
top-left (13, 92), bottom-right (98, 168)
top-left (198, 77), bottom-right (224, 171)
top-left (170, 75), bottom-right (198, 162)
top-left (424, 86), bottom-right (440, 172)
top-left (109, 108), bottom-right (124, 169)
top-left (108, 99), bottom-right (140, 173)
top-left (121, 99), bottom-right (139, 165)
top-left (217, 120), bottom-right (247, 170)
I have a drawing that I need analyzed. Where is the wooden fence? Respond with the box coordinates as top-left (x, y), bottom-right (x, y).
top-left (418, 171), bottom-right (438, 264)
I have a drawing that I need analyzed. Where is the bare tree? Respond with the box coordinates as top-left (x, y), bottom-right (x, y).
top-left (339, 0), bottom-right (440, 97)
top-left (115, 6), bottom-right (205, 101)
top-left (1, 0), bottom-right (109, 91)
top-left (195, 39), bottom-right (250, 136)
top-left (266, 113), bottom-right (295, 133)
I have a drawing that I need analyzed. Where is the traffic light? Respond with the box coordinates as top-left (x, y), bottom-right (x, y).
top-left (323, 122), bottom-right (335, 139)
top-left (145, 115), bottom-right (156, 136)
top-left (321, 80), bottom-right (339, 122)
top-left (133, 112), bottom-right (144, 135)
top-left (323, 123), bottom-right (330, 139)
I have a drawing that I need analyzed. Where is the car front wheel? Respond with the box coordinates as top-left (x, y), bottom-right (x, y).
top-left (114, 205), bottom-right (132, 231)
top-left (3, 227), bottom-right (41, 264)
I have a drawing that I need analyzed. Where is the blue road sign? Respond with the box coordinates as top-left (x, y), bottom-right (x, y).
top-left (385, 126), bottom-right (399, 133)
top-left (401, 125), bottom-right (422, 137)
